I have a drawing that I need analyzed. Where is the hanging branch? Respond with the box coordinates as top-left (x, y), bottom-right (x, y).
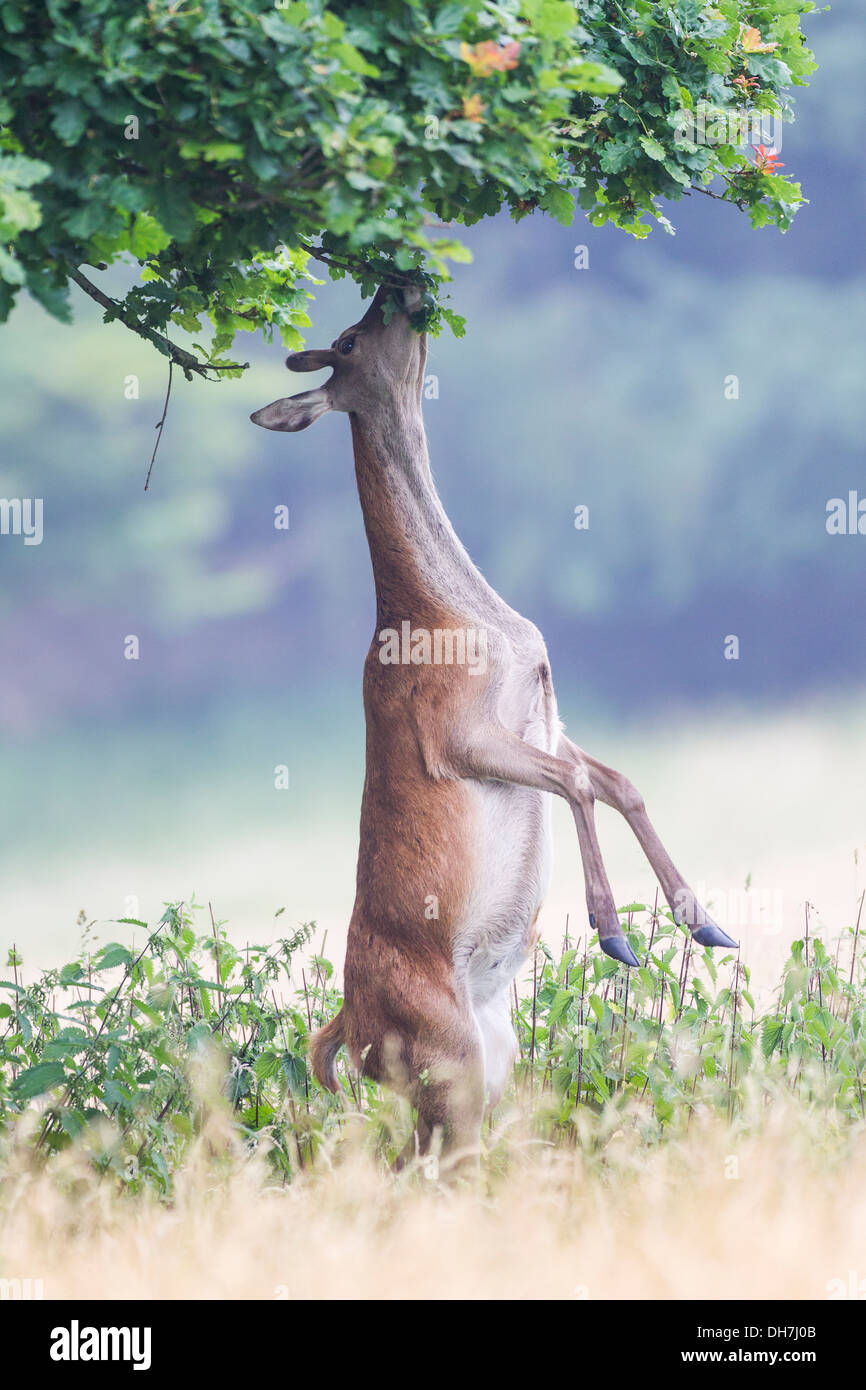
top-left (144, 358), bottom-right (173, 492)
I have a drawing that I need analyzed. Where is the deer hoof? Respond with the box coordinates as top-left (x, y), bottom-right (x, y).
top-left (599, 935), bottom-right (640, 968)
top-left (692, 924), bottom-right (739, 950)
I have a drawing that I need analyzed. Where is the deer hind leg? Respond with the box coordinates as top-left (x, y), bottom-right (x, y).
top-left (383, 1006), bottom-right (485, 1180)
top-left (560, 735), bottom-right (738, 950)
top-left (410, 1043), bottom-right (485, 1182)
top-left (447, 726), bottom-right (638, 967)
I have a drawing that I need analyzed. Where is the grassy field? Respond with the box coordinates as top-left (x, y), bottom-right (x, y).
top-left (1, 898), bottom-right (864, 1301)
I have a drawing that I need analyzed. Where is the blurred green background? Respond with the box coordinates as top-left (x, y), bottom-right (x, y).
top-left (1, 6), bottom-right (863, 983)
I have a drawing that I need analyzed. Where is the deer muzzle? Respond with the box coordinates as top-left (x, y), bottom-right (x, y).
top-left (285, 348), bottom-right (338, 372)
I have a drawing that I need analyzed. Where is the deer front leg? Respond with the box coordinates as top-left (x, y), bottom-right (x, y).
top-left (558, 735), bottom-right (738, 950)
top-left (448, 727), bottom-right (639, 967)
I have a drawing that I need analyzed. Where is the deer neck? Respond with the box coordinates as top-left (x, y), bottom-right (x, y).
top-left (349, 398), bottom-right (470, 622)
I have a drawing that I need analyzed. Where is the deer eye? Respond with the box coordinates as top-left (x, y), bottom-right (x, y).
top-left (339, 337), bottom-right (355, 355)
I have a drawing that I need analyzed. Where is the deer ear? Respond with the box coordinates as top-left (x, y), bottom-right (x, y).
top-left (250, 386), bottom-right (332, 433)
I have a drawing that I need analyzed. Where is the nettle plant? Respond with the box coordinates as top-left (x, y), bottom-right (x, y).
top-left (0, 905), bottom-right (342, 1190)
top-left (0, 899), bottom-right (863, 1193)
top-left (0, 0), bottom-right (816, 378)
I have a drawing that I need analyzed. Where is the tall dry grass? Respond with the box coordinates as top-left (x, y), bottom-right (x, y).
top-left (1, 1084), bottom-right (863, 1301)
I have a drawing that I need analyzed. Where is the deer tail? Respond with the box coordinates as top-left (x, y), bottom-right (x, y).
top-left (310, 1009), bottom-right (345, 1093)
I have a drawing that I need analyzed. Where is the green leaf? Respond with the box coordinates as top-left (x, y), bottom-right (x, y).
top-left (600, 139), bottom-right (637, 175)
top-left (281, 1050), bottom-right (307, 1094)
top-left (57, 1107), bottom-right (87, 1137)
top-left (0, 153), bottom-right (51, 188)
top-left (1, 3), bottom-right (26, 33)
top-left (565, 60), bottom-right (624, 94)
top-left (186, 1022), bottom-right (213, 1052)
top-left (50, 101), bottom-right (87, 145)
top-left (549, 988), bottom-right (574, 1025)
top-left (588, 995), bottom-right (605, 1024)
top-left (662, 160), bottom-right (692, 187)
top-left (93, 943), bottom-right (133, 971)
top-left (128, 214), bottom-right (172, 258)
top-left (179, 141), bottom-right (245, 164)
top-left (761, 1017), bottom-right (786, 1059)
top-left (539, 184), bottom-right (575, 226)
top-left (255, 1049), bottom-right (279, 1080)
top-left (12, 1061), bottom-right (66, 1098)
top-left (639, 135), bottom-right (667, 162)
top-left (0, 244), bottom-right (25, 284)
top-left (661, 72), bottom-right (682, 105)
top-left (525, 0), bottom-right (580, 40)
top-left (0, 183), bottom-right (41, 235)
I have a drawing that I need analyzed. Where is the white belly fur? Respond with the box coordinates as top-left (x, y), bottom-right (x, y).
top-left (454, 768), bottom-right (555, 1106)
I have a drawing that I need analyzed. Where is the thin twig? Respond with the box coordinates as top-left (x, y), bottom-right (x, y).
top-left (844, 890), bottom-right (865, 1023)
top-left (144, 358), bottom-right (172, 492)
top-left (529, 945), bottom-right (539, 1092)
top-left (209, 903), bottom-right (224, 1038)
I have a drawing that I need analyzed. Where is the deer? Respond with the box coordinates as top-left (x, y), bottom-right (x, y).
top-left (251, 285), bottom-right (737, 1174)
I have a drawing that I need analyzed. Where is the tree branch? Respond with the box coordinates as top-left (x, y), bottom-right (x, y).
top-left (686, 181), bottom-right (747, 211)
top-left (296, 241), bottom-right (413, 289)
top-left (67, 265), bottom-right (249, 381)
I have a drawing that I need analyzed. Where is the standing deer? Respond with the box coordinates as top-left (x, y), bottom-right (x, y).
top-left (251, 286), bottom-right (736, 1172)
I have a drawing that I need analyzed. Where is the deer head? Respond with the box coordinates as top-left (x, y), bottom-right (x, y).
top-left (250, 285), bottom-right (427, 433)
